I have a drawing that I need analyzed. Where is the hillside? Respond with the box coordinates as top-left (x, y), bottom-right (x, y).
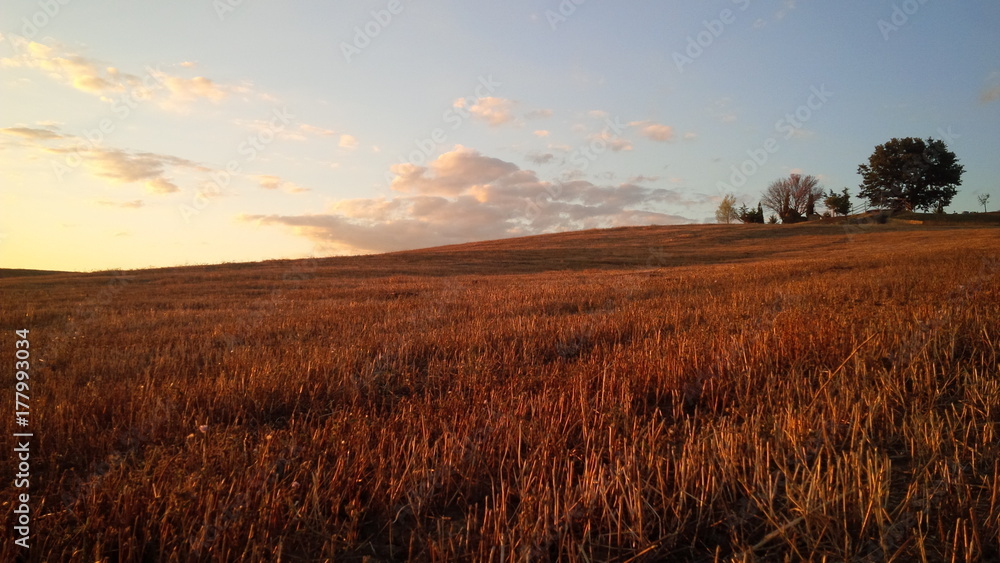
top-left (1, 222), bottom-right (998, 561)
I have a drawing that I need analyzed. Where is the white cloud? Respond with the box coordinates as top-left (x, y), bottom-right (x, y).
top-left (0, 126), bottom-right (63, 140)
top-left (64, 148), bottom-right (205, 193)
top-left (144, 177), bottom-right (178, 194)
top-left (339, 134), bottom-right (358, 149)
top-left (1, 38), bottom-right (248, 111)
top-left (96, 199), bottom-right (145, 209)
top-left (588, 130), bottom-right (632, 152)
top-left (300, 124), bottom-right (335, 136)
top-left (33, 138), bottom-right (206, 194)
top-left (629, 121), bottom-right (674, 142)
top-left (454, 96), bottom-right (517, 126)
top-left (241, 146), bottom-right (701, 254)
top-left (390, 146), bottom-right (519, 196)
top-left (157, 75), bottom-right (227, 107)
top-left (255, 174), bottom-right (310, 194)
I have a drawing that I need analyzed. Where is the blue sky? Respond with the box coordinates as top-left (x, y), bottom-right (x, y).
top-left (2, 0), bottom-right (998, 271)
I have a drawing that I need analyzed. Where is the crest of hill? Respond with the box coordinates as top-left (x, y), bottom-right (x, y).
top-left (2, 213), bottom-right (997, 282)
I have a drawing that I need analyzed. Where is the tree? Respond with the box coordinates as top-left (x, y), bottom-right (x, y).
top-left (823, 187), bottom-right (852, 216)
top-left (978, 194), bottom-right (991, 213)
top-left (761, 174), bottom-right (824, 223)
top-left (857, 137), bottom-right (964, 212)
top-left (738, 202), bottom-right (765, 224)
top-left (716, 194), bottom-right (739, 224)
top-left (767, 214), bottom-right (778, 224)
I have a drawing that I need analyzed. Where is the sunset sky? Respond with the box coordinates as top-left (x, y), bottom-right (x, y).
top-left (2, 1), bottom-right (998, 271)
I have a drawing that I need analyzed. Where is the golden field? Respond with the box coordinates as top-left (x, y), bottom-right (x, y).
top-left (2, 220), bottom-right (999, 561)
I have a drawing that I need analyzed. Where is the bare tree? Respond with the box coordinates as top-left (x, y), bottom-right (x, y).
top-left (978, 193), bottom-right (991, 213)
top-left (761, 174), bottom-right (824, 223)
top-left (715, 194), bottom-right (739, 224)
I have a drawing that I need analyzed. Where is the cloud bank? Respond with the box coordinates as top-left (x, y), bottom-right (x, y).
top-left (242, 146), bottom-right (700, 254)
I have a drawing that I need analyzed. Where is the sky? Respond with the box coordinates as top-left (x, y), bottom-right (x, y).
top-left (1, 0), bottom-right (998, 272)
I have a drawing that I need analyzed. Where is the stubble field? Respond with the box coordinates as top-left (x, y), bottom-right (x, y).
top-left (2, 221), bottom-right (999, 561)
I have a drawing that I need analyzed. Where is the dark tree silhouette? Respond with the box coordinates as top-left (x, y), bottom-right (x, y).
top-left (761, 174), bottom-right (824, 224)
top-left (857, 137), bottom-right (963, 212)
top-left (737, 203), bottom-right (765, 223)
top-left (823, 188), bottom-right (852, 216)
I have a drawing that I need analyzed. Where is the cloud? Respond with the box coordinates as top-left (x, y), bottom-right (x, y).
top-left (241, 146), bottom-right (701, 254)
top-left (0, 126), bottom-right (63, 140)
top-left (982, 73), bottom-right (1000, 104)
top-left (1, 37), bottom-right (240, 110)
top-left (629, 121), bottom-right (674, 142)
top-left (628, 175), bottom-right (660, 184)
top-left (526, 151), bottom-right (557, 165)
top-left (533, 130), bottom-right (550, 137)
top-left (588, 130), bottom-right (632, 152)
top-left (79, 149), bottom-right (197, 188)
top-left (525, 108), bottom-right (553, 120)
top-left (255, 174), bottom-right (310, 194)
top-left (455, 96), bottom-right (516, 126)
top-left (145, 177), bottom-right (180, 194)
top-left (3, 124), bottom-right (301, 198)
top-left (683, 132), bottom-right (698, 141)
top-left (37, 145), bottom-right (204, 194)
top-left (390, 146), bottom-right (520, 196)
top-left (96, 199), bottom-right (145, 208)
top-left (157, 75), bottom-right (227, 106)
top-left (300, 124), bottom-right (335, 136)
top-left (339, 134), bottom-right (358, 149)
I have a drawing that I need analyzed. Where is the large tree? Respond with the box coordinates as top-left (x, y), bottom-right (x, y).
top-left (857, 137), bottom-right (963, 212)
top-left (761, 174), bottom-right (824, 224)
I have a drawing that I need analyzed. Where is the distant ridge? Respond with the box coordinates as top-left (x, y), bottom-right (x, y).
top-left (0, 268), bottom-right (73, 278)
top-left (3, 211), bottom-right (997, 277)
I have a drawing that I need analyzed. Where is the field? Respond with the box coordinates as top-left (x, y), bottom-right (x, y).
top-left (2, 220), bottom-right (999, 561)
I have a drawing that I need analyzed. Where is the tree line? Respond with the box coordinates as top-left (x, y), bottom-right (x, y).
top-left (717, 136), bottom-right (970, 224)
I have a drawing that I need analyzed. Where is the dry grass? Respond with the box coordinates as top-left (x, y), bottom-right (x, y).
top-left (2, 222), bottom-right (998, 561)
